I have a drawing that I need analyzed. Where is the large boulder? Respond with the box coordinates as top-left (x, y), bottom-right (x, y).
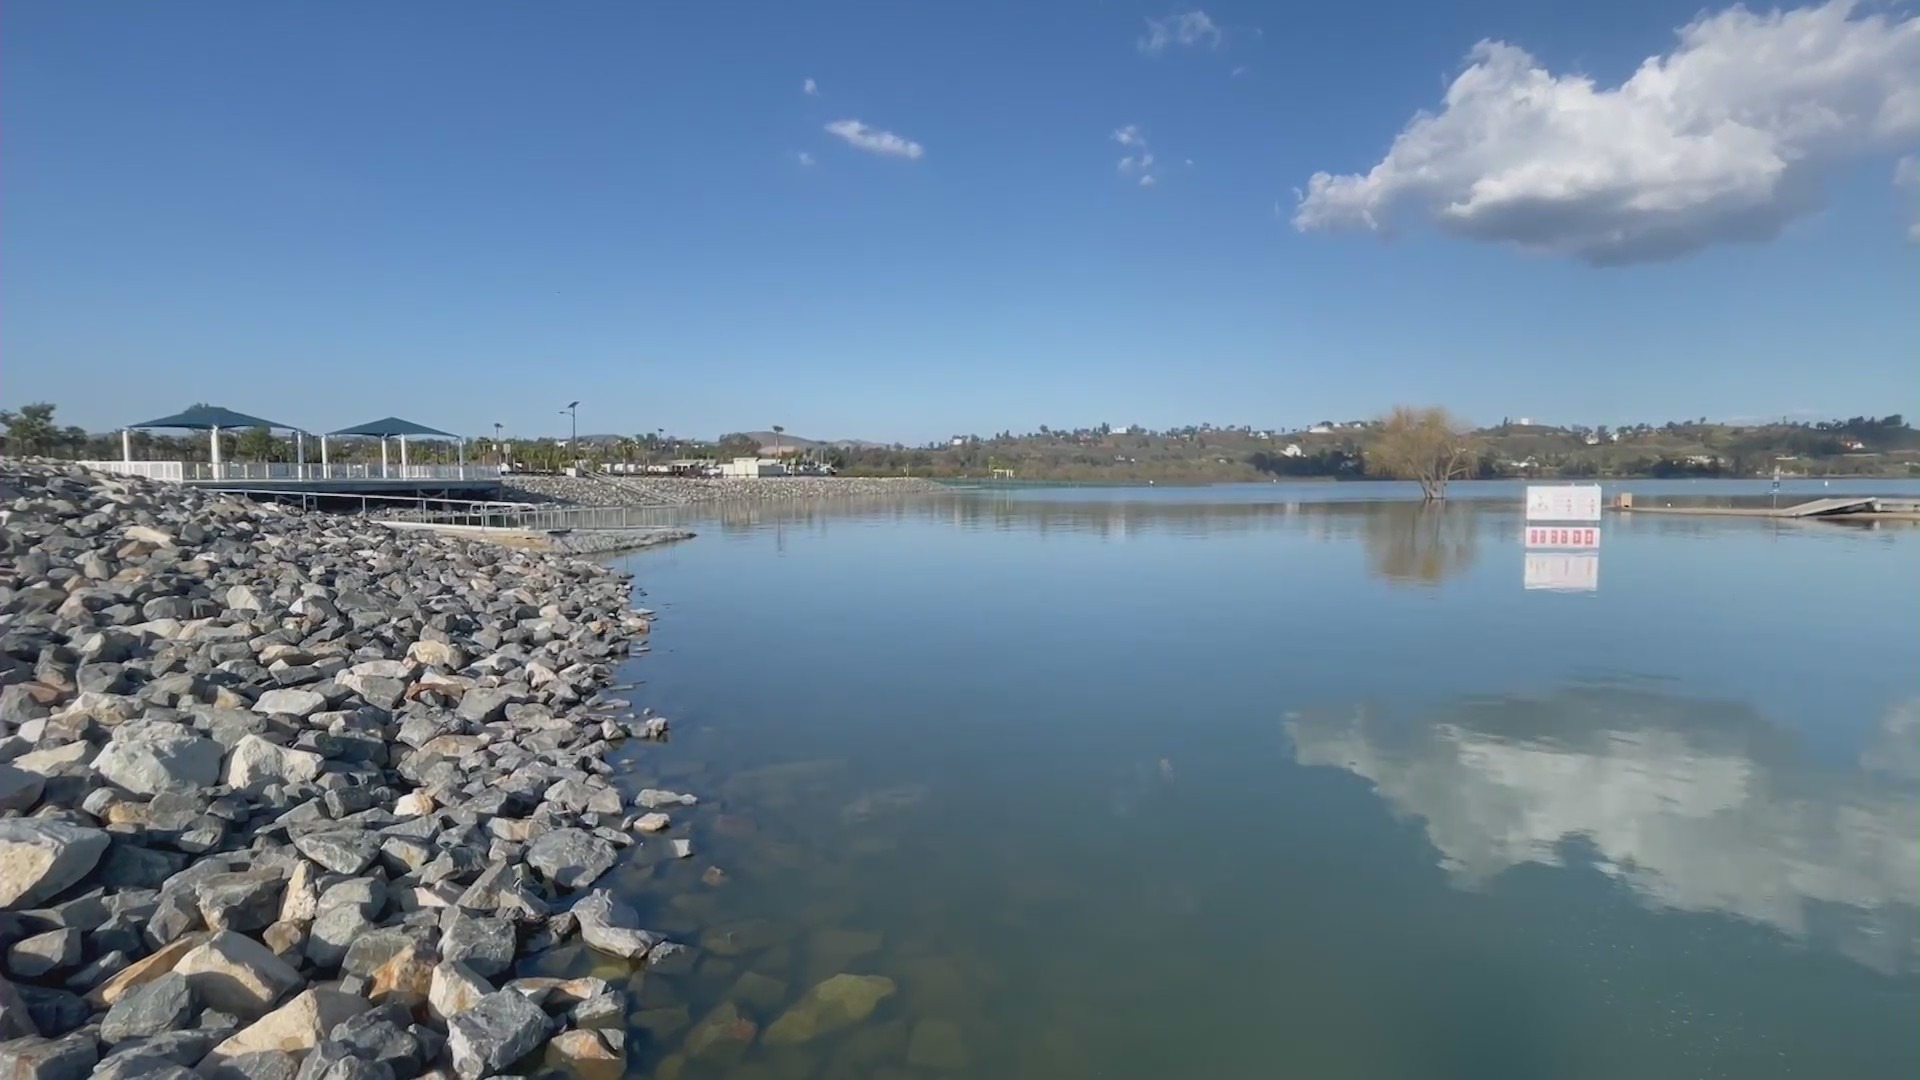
top-left (0, 819), bottom-right (110, 909)
top-left (570, 891), bottom-right (660, 960)
top-left (0, 1033), bottom-right (96, 1080)
top-left (524, 829), bottom-right (616, 890)
top-left (224, 735), bottom-right (323, 789)
top-left (0, 765), bottom-right (44, 813)
top-left (173, 930), bottom-right (305, 1019)
top-left (249, 689), bottom-right (325, 719)
top-left (198, 988), bottom-right (370, 1067)
top-left (92, 724), bottom-right (223, 796)
top-left (99, 971), bottom-right (195, 1044)
top-left (446, 989), bottom-right (550, 1080)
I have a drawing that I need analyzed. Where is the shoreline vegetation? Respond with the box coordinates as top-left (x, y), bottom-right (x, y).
top-left (0, 459), bottom-right (708, 1078)
top-left (6, 404), bottom-right (1917, 491)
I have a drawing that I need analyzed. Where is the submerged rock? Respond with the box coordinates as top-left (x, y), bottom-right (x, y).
top-left (762, 974), bottom-right (898, 1044)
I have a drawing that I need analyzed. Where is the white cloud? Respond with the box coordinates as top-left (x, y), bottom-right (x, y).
top-left (1294, 0), bottom-right (1920, 264)
top-left (803, 77), bottom-right (819, 97)
top-left (1289, 689), bottom-right (1920, 974)
top-left (1112, 126), bottom-right (1160, 187)
top-left (1138, 10), bottom-right (1221, 55)
top-left (823, 119), bottom-right (924, 160)
top-left (796, 151), bottom-right (816, 167)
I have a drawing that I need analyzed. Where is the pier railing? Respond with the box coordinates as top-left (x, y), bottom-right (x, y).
top-left (382, 502), bottom-right (679, 532)
top-left (78, 461), bottom-right (502, 483)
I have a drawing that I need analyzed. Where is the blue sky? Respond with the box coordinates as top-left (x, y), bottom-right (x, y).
top-left (4, 0), bottom-right (1915, 443)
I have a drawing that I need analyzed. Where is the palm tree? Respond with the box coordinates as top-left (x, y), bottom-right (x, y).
top-left (772, 425), bottom-right (785, 457)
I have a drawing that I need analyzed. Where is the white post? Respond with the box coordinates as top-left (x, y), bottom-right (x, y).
top-left (121, 428), bottom-right (132, 464)
top-left (457, 437), bottom-right (466, 475)
top-left (400, 434), bottom-right (409, 475)
top-left (321, 435), bottom-right (330, 477)
top-left (295, 432), bottom-right (305, 479)
top-left (210, 426), bottom-right (222, 479)
top-left (380, 437), bottom-right (389, 478)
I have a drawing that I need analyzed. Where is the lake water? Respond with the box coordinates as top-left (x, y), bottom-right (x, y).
top-left (589, 481), bottom-right (1920, 1080)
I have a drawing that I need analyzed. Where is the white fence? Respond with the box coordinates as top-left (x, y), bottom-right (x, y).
top-left (78, 461), bottom-right (503, 483)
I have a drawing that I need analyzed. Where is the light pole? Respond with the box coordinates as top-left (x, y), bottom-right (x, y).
top-left (492, 423), bottom-right (503, 465)
top-left (562, 402), bottom-right (579, 469)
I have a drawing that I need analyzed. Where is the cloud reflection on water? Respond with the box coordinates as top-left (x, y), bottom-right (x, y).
top-left (1287, 687), bottom-right (1920, 973)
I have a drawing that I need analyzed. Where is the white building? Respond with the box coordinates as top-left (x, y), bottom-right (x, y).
top-left (719, 457), bottom-right (788, 478)
top-left (1281, 443), bottom-right (1304, 458)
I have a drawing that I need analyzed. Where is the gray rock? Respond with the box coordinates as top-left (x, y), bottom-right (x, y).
top-left (200, 1050), bottom-right (299, 1080)
top-left (251, 688), bottom-right (326, 718)
top-left (0, 819), bottom-right (110, 909)
top-left (454, 687), bottom-right (517, 724)
top-left (445, 989), bottom-right (549, 1080)
top-left (0, 973), bottom-right (36, 1039)
top-left (326, 1005), bottom-right (422, 1076)
top-left (571, 890), bottom-right (660, 960)
top-left (0, 1032), bottom-right (95, 1080)
top-left (306, 905), bottom-right (371, 971)
top-left (100, 971), bottom-right (195, 1044)
top-left (341, 930), bottom-right (421, 980)
top-left (0, 765), bottom-right (44, 813)
top-left (225, 735), bottom-right (324, 788)
top-left (92, 724), bottom-right (224, 796)
top-left (439, 915), bottom-right (515, 979)
top-left (196, 869), bottom-right (286, 932)
top-left (291, 832), bottom-right (378, 876)
top-left (314, 877), bottom-right (385, 921)
top-left (174, 930), bottom-right (305, 1019)
top-left (6, 929), bottom-right (80, 978)
top-left (523, 828), bottom-right (616, 890)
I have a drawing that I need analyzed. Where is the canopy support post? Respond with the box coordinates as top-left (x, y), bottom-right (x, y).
top-left (321, 435), bottom-right (330, 476)
top-left (380, 437), bottom-right (389, 478)
top-left (400, 434), bottom-right (409, 475)
top-left (210, 426), bottom-right (222, 479)
top-left (121, 429), bottom-right (131, 464)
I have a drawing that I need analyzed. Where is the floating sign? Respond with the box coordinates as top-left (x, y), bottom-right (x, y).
top-left (1525, 484), bottom-right (1603, 522)
top-left (1524, 525), bottom-right (1601, 549)
top-left (1524, 552), bottom-right (1599, 592)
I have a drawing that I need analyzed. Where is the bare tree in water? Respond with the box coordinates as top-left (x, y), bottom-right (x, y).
top-left (1369, 406), bottom-right (1476, 500)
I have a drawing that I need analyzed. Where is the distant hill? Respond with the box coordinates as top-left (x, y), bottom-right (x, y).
top-left (738, 431), bottom-right (888, 452)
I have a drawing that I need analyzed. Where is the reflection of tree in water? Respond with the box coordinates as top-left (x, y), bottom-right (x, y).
top-left (1360, 503), bottom-right (1479, 586)
top-left (1287, 686), bottom-right (1920, 973)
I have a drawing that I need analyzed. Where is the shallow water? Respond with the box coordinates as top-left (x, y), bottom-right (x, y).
top-left (599, 481), bottom-right (1920, 1080)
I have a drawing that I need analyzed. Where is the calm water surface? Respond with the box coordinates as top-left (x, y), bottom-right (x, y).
top-left (589, 481), bottom-right (1919, 1080)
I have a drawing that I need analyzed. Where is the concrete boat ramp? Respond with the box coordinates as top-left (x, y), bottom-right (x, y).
top-left (1615, 494), bottom-right (1920, 521)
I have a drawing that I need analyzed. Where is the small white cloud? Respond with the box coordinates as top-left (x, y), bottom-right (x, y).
top-left (803, 77), bottom-right (820, 97)
top-left (1185, 158), bottom-right (1195, 167)
top-left (1139, 10), bottom-right (1221, 55)
top-left (1113, 127), bottom-right (1161, 187)
top-left (1230, 65), bottom-right (1249, 77)
top-left (1293, 0), bottom-right (1920, 265)
top-left (796, 151), bottom-right (816, 167)
top-left (824, 119), bottom-right (925, 160)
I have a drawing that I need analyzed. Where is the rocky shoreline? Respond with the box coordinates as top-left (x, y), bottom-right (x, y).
top-left (0, 461), bottom-right (701, 1079)
top-left (499, 474), bottom-right (939, 508)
